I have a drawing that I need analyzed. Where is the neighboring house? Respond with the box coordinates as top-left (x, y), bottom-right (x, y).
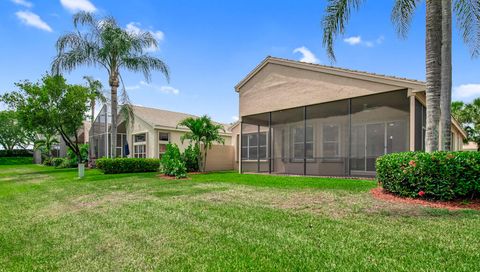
top-left (230, 57), bottom-right (467, 176)
top-left (463, 141), bottom-right (479, 151)
top-left (58, 121), bottom-right (91, 157)
top-left (90, 104), bottom-right (234, 171)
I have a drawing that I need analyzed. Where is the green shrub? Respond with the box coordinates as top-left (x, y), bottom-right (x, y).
top-left (96, 158), bottom-right (160, 174)
top-left (182, 144), bottom-right (200, 172)
top-left (377, 151), bottom-right (480, 201)
top-left (56, 158), bottom-right (77, 169)
top-left (0, 149), bottom-right (33, 157)
top-left (160, 144), bottom-right (187, 179)
top-left (51, 158), bottom-right (65, 167)
top-left (66, 144), bottom-right (89, 164)
top-left (42, 158), bottom-right (52, 166)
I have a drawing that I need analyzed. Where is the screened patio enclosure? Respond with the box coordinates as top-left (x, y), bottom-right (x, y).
top-left (89, 104), bottom-right (128, 159)
top-left (240, 90), bottom-right (410, 176)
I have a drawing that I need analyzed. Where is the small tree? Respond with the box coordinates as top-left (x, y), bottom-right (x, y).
top-left (452, 99), bottom-right (480, 150)
top-left (178, 115), bottom-right (225, 172)
top-left (34, 132), bottom-right (59, 159)
top-left (2, 75), bottom-right (90, 173)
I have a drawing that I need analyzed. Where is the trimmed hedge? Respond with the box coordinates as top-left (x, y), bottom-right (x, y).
top-left (96, 158), bottom-right (160, 174)
top-left (0, 149), bottom-right (33, 157)
top-left (377, 151), bottom-right (480, 201)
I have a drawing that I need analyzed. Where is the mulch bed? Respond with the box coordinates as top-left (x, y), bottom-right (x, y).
top-left (371, 187), bottom-right (480, 211)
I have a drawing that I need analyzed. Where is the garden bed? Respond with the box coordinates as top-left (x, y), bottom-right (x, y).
top-left (371, 187), bottom-right (480, 211)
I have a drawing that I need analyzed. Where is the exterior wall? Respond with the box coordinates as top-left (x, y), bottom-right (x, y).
top-left (127, 117), bottom-right (234, 171)
top-left (239, 63), bottom-right (408, 117)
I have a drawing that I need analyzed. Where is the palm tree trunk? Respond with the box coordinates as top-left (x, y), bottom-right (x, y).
top-left (109, 71), bottom-right (119, 158)
top-left (90, 100), bottom-right (95, 162)
top-left (425, 0), bottom-right (442, 152)
top-left (440, 0), bottom-right (452, 151)
top-left (203, 148), bottom-right (208, 172)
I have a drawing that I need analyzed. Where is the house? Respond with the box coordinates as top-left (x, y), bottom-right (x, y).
top-left (58, 121), bottom-right (91, 157)
top-left (230, 57), bottom-right (467, 176)
top-left (90, 104), bottom-right (234, 171)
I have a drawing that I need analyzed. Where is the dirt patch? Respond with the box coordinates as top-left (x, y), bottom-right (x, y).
top-left (40, 192), bottom-right (152, 217)
top-left (371, 187), bottom-right (480, 211)
top-left (157, 174), bottom-right (190, 180)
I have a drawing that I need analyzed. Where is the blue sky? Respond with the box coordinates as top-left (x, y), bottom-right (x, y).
top-left (0, 0), bottom-right (479, 124)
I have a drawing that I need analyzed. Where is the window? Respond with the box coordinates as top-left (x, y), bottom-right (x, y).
top-left (159, 132), bottom-right (170, 142)
top-left (158, 132), bottom-right (170, 158)
top-left (322, 124), bottom-right (340, 158)
top-left (241, 132), bottom-right (267, 160)
top-left (134, 133), bottom-right (146, 143)
top-left (134, 144), bottom-right (146, 158)
top-left (292, 125), bottom-right (314, 160)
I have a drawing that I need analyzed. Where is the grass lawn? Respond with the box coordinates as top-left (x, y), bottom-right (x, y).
top-left (1, 162), bottom-right (479, 271)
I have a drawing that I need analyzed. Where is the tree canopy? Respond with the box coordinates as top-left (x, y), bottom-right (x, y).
top-left (0, 110), bottom-right (33, 153)
top-left (2, 75), bottom-right (90, 162)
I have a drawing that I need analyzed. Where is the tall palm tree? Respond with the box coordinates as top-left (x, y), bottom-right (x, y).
top-left (84, 76), bottom-right (105, 161)
top-left (83, 76), bottom-right (106, 125)
top-left (178, 116), bottom-right (225, 172)
top-left (322, 0), bottom-right (480, 152)
top-left (52, 12), bottom-right (169, 157)
top-left (440, 0), bottom-right (452, 150)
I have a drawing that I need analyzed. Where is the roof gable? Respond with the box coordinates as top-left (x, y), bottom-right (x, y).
top-left (235, 56), bottom-right (426, 92)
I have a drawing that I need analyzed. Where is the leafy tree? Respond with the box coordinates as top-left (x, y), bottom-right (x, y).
top-left (452, 99), bottom-right (480, 150)
top-left (0, 110), bottom-right (33, 154)
top-left (52, 12), bottom-right (169, 157)
top-left (2, 75), bottom-right (90, 164)
top-left (321, 0), bottom-right (480, 152)
top-left (178, 115), bottom-right (225, 172)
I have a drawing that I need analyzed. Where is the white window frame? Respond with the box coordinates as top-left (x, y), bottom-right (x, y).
top-left (133, 132), bottom-right (147, 158)
top-left (241, 132), bottom-right (268, 161)
top-left (158, 131), bottom-right (170, 158)
top-left (292, 125), bottom-right (314, 162)
top-left (321, 124), bottom-right (341, 158)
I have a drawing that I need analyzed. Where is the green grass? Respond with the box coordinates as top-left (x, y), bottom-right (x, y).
top-left (0, 162), bottom-right (479, 271)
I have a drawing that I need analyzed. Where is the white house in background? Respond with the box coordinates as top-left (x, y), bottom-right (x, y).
top-left (89, 104), bottom-right (234, 171)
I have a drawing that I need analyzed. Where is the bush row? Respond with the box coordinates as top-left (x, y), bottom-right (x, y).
top-left (376, 151), bottom-right (480, 201)
top-left (96, 158), bottom-right (161, 174)
top-left (0, 149), bottom-right (33, 157)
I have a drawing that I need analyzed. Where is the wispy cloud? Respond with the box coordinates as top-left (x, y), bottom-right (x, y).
top-left (60, 0), bottom-right (96, 13)
top-left (453, 84), bottom-right (480, 102)
top-left (344, 35), bottom-right (384, 47)
top-left (126, 22), bottom-right (164, 52)
top-left (15, 11), bottom-right (52, 32)
top-left (11, 0), bottom-right (33, 8)
top-left (127, 81), bottom-right (179, 95)
top-left (293, 46), bottom-right (319, 64)
top-left (232, 116), bottom-right (239, 122)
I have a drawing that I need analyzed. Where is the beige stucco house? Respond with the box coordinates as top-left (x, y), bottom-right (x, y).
top-left (231, 57), bottom-right (467, 176)
top-left (90, 105), bottom-right (234, 171)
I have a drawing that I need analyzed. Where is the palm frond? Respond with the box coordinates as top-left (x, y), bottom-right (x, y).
top-left (391, 0), bottom-right (420, 38)
top-left (454, 0), bottom-right (480, 57)
top-left (322, 0), bottom-right (363, 62)
top-left (121, 55), bottom-right (170, 83)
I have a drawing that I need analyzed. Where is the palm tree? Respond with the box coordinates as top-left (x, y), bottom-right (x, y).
top-left (34, 132), bottom-right (59, 159)
top-left (178, 115), bottom-right (225, 172)
top-left (84, 76), bottom-right (105, 161)
top-left (322, 0), bottom-right (480, 152)
top-left (440, 0), bottom-right (452, 151)
top-left (52, 12), bottom-right (169, 157)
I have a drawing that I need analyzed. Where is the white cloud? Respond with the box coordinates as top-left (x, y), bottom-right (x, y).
top-left (126, 22), bottom-right (165, 52)
top-left (137, 81), bottom-right (179, 95)
top-left (15, 11), bottom-right (52, 32)
top-left (344, 35), bottom-right (384, 47)
top-left (344, 36), bottom-right (362, 45)
top-left (60, 0), bottom-right (96, 13)
top-left (125, 85), bottom-right (140, 91)
top-left (11, 0), bottom-right (33, 8)
top-left (293, 46), bottom-right (319, 64)
top-left (453, 84), bottom-right (480, 102)
top-left (232, 116), bottom-right (239, 122)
